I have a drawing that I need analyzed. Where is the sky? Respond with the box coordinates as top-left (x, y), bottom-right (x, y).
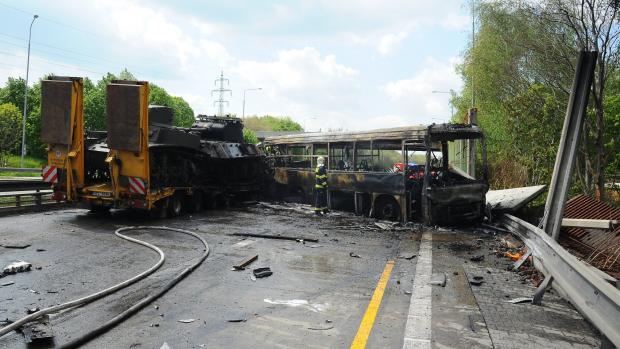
top-left (0, 0), bottom-right (472, 132)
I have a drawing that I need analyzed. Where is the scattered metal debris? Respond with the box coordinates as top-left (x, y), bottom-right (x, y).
top-left (349, 252), bottom-right (361, 258)
top-left (469, 279), bottom-right (484, 286)
top-left (508, 297), bottom-right (534, 304)
top-left (2, 260), bottom-right (32, 276)
top-left (307, 325), bottom-right (334, 330)
top-left (374, 222), bottom-right (397, 230)
top-left (26, 307), bottom-right (40, 314)
top-left (1, 244), bottom-right (31, 249)
top-left (18, 315), bottom-right (53, 343)
top-left (227, 318), bottom-right (247, 323)
top-left (430, 273), bottom-right (446, 287)
top-left (232, 255), bottom-right (258, 271)
top-left (232, 232), bottom-right (319, 243)
top-left (177, 319), bottom-right (196, 323)
top-left (398, 253), bottom-right (416, 260)
top-left (253, 267), bottom-right (273, 278)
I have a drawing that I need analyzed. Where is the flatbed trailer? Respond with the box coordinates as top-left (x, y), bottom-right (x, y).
top-left (41, 78), bottom-right (263, 217)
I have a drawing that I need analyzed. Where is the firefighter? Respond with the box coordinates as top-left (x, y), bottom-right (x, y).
top-left (315, 156), bottom-right (329, 215)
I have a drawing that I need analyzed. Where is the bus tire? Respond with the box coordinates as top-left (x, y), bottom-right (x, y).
top-left (374, 196), bottom-right (400, 221)
top-left (168, 192), bottom-right (183, 217)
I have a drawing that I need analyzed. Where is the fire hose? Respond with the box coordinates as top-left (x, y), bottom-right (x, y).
top-left (0, 226), bottom-right (210, 348)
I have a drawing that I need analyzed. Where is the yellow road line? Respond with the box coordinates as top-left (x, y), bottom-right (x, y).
top-left (350, 260), bottom-right (395, 349)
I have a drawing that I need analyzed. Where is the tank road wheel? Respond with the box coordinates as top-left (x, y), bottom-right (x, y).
top-left (374, 196), bottom-right (401, 221)
top-left (168, 192), bottom-right (183, 217)
top-left (186, 190), bottom-right (203, 213)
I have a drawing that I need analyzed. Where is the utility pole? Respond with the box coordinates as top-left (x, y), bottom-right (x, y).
top-left (20, 14), bottom-right (38, 167)
top-left (211, 70), bottom-right (231, 117)
top-left (471, 0), bottom-right (476, 108)
top-left (242, 88), bottom-right (262, 119)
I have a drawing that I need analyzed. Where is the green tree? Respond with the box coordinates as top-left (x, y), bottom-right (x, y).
top-left (455, 1), bottom-right (620, 199)
top-left (243, 128), bottom-right (259, 144)
top-left (243, 115), bottom-right (303, 132)
top-left (170, 96), bottom-right (195, 127)
top-left (0, 103), bottom-right (22, 157)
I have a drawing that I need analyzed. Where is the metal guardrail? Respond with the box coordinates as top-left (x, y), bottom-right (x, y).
top-left (499, 213), bottom-right (620, 347)
top-left (0, 167), bottom-right (41, 173)
top-left (0, 189), bottom-right (65, 216)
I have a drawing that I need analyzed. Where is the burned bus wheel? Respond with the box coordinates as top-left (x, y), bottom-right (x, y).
top-left (168, 193), bottom-right (183, 217)
top-left (375, 196), bottom-right (400, 221)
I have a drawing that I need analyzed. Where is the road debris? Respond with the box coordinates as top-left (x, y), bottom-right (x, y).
top-left (263, 299), bottom-right (329, 313)
top-left (26, 307), bottom-right (40, 314)
top-left (468, 315), bottom-right (476, 332)
top-left (253, 267), bottom-right (273, 278)
top-left (469, 279), bottom-right (484, 286)
top-left (1, 244), bottom-right (31, 249)
top-left (2, 260), bottom-right (32, 276)
top-left (308, 325), bottom-right (334, 330)
top-left (232, 255), bottom-right (258, 271)
top-left (232, 232), bottom-right (319, 243)
top-left (177, 319), bottom-right (196, 323)
top-left (470, 255), bottom-right (485, 262)
top-left (18, 315), bottom-right (53, 343)
top-left (36, 249), bottom-right (46, 252)
top-left (430, 273), bottom-right (446, 287)
top-left (149, 323), bottom-right (159, 327)
top-left (349, 252), bottom-right (361, 258)
top-left (508, 297), bottom-right (534, 304)
top-left (374, 221), bottom-right (398, 230)
top-left (227, 318), bottom-right (247, 323)
top-left (398, 253), bottom-right (416, 260)
top-left (1, 282), bottom-right (14, 287)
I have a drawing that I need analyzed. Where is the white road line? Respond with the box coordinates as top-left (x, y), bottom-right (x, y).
top-left (403, 232), bottom-right (433, 349)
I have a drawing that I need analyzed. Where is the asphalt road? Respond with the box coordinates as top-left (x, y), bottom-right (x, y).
top-left (0, 205), bottom-right (601, 348)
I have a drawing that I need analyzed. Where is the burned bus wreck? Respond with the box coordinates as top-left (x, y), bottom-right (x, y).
top-left (263, 123), bottom-right (489, 225)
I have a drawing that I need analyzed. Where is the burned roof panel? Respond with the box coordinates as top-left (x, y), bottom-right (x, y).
top-left (265, 123), bottom-right (483, 145)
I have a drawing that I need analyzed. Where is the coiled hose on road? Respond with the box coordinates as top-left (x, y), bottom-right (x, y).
top-left (0, 226), bottom-right (210, 348)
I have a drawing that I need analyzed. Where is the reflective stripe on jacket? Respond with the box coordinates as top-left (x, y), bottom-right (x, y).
top-left (315, 165), bottom-right (328, 189)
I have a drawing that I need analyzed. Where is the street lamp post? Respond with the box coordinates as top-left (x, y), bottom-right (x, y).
top-left (20, 14), bottom-right (38, 168)
top-left (431, 89), bottom-right (456, 119)
top-left (242, 88), bottom-right (262, 119)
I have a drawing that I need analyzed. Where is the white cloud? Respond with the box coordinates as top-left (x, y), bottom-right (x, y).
top-left (383, 57), bottom-right (462, 123)
top-left (231, 47), bottom-right (358, 118)
top-left (377, 32), bottom-right (408, 55)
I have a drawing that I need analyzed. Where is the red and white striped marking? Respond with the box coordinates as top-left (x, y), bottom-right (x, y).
top-left (42, 165), bottom-right (58, 183)
top-left (128, 177), bottom-right (146, 195)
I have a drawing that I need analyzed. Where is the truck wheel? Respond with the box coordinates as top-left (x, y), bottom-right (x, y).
top-left (374, 196), bottom-right (400, 221)
top-left (186, 191), bottom-right (203, 213)
top-left (168, 192), bottom-right (183, 217)
top-left (152, 199), bottom-right (168, 219)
